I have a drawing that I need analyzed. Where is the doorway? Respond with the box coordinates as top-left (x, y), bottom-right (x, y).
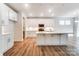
top-left (23, 17), bottom-right (26, 40)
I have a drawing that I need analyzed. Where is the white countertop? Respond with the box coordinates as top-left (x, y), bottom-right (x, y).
top-left (2, 33), bottom-right (10, 35)
top-left (36, 31), bottom-right (73, 34)
top-left (26, 27), bottom-right (73, 34)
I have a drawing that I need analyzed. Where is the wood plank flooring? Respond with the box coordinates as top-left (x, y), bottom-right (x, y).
top-left (3, 37), bottom-right (76, 56)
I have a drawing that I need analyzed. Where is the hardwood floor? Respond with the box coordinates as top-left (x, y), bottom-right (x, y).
top-left (3, 37), bottom-right (76, 56)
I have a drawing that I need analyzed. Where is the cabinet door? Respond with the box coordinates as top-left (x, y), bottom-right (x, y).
top-left (8, 21), bottom-right (14, 49)
top-left (13, 12), bottom-right (17, 21)
top-left (9, 8), bottom-right (17, 21)
top-left (36, 34), bottom-right (45, 45)
top-left (36, 39), bottom-right (45, 45)
top-left (60, 34), bottom-right (67, 45)
top-left (2, 35), bottom-right (8, 53)
top-left (2, 26), bottom-right (10, 34)
top-left (9, 9), bottom-right (14, 20)
top-left (0, 35), bottom-right (3, 55)
top-left (45, 35), bottom-right (59, 45)
top-left (7, 21), bottom-right (14, 49)
top-left (7, 35), bottom-right (13, 49)
top-left (26, 31), bottom-right (36, 37)
top-left (2, 34), bottom-right (13, 53)
top-left (0, 4), bottom-right (9, 26)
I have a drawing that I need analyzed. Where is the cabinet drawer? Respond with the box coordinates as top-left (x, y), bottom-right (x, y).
top-left (2, 35), bottom-right (9, 52)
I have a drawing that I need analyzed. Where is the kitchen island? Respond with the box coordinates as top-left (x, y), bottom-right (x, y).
top-left (36, 31), bottom-right (73, 46)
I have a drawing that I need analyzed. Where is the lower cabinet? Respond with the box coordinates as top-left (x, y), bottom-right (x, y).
top-left (36, 35), bottom-right (45, 45)
top-left (36, 34), bottom-right (60, 45)
top-left (7, 34), bottom-right (14, 49)
top-left (36, 34), bottom-right (67, 45)
top-left (0, 35), bottom-right (3, 56)
top-left (45, 35), bottom-right (59, 45)
top-left (2, 35), bottom-right (8, 53)
top-left (26, 31), bottom-right (37, 37)
top-left (60, 34), bottom-right (67, 45)
top-left (2, 34), bottom-right (14, 54)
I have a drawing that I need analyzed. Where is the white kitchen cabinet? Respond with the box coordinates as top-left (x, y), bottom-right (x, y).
top-left (60, 34), bottom-right (67, 45)
top-left (36, 39), bottom-right (45, 45)
top-left (0, 4), bottom-right (10, 34)
top-left (9, 8), bottom-right (17, 21)
top-left (36, 34), bottom-right (45, 45)
top-left (2, 35), bottom-right (8, 53)
top-left (0, 4), bottom-right (9, 26)
top-left (2, 26), bottom-right (10, 34)
top-left (7, 21), bottom-right (14, 49)
top-left (0, 4), bottom-right (17, 22)
top-left (0, 34), bottom-right (3, 56)
top-left (26, 31), bottom-right (36, 37)
top-left (0, 4), bottom-right (15, 55)
top-left (7, 34), bottom-right (14, 50)
top-left (0, 4), bottom-right (2, 55)
top-left (37, 34), bottom-right (59, 45)
top-left (36, 34), bottom-right (58, 45)
top-left (1, 21), bottom-right (14, 54)
top-left (2, 34), bottom-right (13, 53)
top-left (45, 35), bottom-right (59, 45)
top-left (0, 4), bottom-right (9, 55)
top-left (36, 32), bottom-right (69, 45)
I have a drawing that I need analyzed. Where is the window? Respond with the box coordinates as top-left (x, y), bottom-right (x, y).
top-left (77, 33), bottom-right (79, 37)
top-left (68, 34), bottom-right (73, 37)
top-left (65, 20), bottom-right (71, 25)
top-left (59, 20), bottom-right (65, 25)
top-left (59, 20), bottom-right (71, 25)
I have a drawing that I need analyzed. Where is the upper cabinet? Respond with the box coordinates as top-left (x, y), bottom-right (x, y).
top-left (0, 4), bottom-right (17, 25)
top-left (0, 4), bottom-right (17, 34)
top-left (0, 4), bottom-right (9, 26)
top-left (9, 8), bottom-right (17, 21)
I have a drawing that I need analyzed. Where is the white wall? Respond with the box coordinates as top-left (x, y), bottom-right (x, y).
top-left (26, 18), bottom-right (73, 33)
top-left (0, 12), bottom-right (2, 55)
top-left (14, 12), bottom-right (23, 41)
top-left (77, 22), bottom-right (79, 37)
top-left (75, 19), bottom-right (79, 50)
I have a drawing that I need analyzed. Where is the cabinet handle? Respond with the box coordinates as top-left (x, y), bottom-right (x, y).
top-left (8, 38), bottom-right (10, 43)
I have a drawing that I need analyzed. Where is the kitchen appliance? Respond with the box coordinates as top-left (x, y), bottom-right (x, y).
top-left (38, 24), bottom-right (44, 31)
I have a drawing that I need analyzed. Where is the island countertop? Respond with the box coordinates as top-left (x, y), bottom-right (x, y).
top-left (2, 33), bottom-right (10, 36)
top-left (36, 31), bottom-right (73, 34)
top-left (36, 31), bottom-right (72, 45)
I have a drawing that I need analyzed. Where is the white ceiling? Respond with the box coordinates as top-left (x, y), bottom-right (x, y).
top-left (7, 3), bottom-right (79, 17)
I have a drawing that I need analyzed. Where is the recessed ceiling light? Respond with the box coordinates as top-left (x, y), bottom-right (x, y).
top-left (75, 20), bottom-right (79, 22)
top-left (40, 13), bottom-right (44, 16)
top-left (51, 13), bottom-right (54, 16)
top-left (25, 4), bottom-right (29, 8)
top-left (48, 9), bottom-right (52, 13)
top-left (29, 13), bottom-right (33, 16)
